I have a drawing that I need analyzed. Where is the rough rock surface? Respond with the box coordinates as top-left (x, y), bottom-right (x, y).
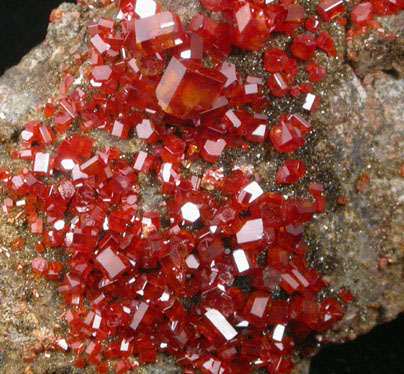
top-left (0, 1), bottom-right (403, 374)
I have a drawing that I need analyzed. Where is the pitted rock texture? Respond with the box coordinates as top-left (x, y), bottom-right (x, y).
top-left (0, 1), bottom-right (403, 374)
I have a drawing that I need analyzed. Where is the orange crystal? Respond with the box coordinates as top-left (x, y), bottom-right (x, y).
top-left (156, 57), bottom-right (226, 118)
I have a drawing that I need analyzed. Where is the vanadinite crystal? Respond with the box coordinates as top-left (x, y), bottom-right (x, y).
top-left (134, 11), bottom-right (186, 54)
top-left (317, 0), bottom-right (346, 22)
top-left (8, 0), bottom-right (396, 373)
top-left (351, 2), bottom-right (374, 27)
top-left (156, 57), bottom-right (226, 118)
top-left (233, 2), bottom-right (270, 51)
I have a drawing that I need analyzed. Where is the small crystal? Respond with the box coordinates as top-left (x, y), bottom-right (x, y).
top-left (181, 202), bottom-right (200, 223)
top-left (95, 247), bottom-right (128, 280)
top-left (291, 34), bottom-right (317, 61)
top-left (302, 93), bottom-right (320, 112)
top-left (236, 218), bottom-right (264, 245)
top-left (134, 11), bottom-right (185, 55)
top-left (204, 308), bottom-right (238, 341)
top-left (317, 0), bottom-right (346, 22)
top-left (201, 138), bottom-right (226, 163)
top-left (33, 152), bottom-right (53, 175)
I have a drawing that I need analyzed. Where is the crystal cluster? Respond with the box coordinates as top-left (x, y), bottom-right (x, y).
top-left (5, 0), bottom-right (403, 372)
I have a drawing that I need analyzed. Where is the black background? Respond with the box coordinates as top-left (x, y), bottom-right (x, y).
top-left (0, 1), bottom-right (403, 373)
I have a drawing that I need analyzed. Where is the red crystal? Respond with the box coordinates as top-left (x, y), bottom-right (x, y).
top-left (305, 16), bottom-right (321, 33)
top-left (232, 248), bottom-right (258, 275)
top-left (267, 246), bottom-right (289, 270)
top-left (188, 15), bottom-right (233, 60)
top-left (174, 31), bottom-right (203, 61)
top-left (233, 2), bottom-right (270, 51)
top-left (264, 4), bottom-right (287, 33)
top-left (267, 73), bottom-right (289, 97)
top-left (118, 0), bottom-right (161, 20)
top-left (200, 0), bottom-right (234, 12)
top-left (291, 34), bottom-right (317, 61)
top-left (33, 152), bottom-right (53, 176)
top-left (45, 261), bottom-right (64, 280)
top-left (317, 298), bottom-right (345, 331)
top-left (43, 103), bottom-right (56, 117)
top-left (317, 0), bottom-right (346, 22)
top-left (133, 11), bottom-right (186, 55)
top-left (266, 355), bottom-right (294, 374)
top-left (136, 119), bottom-right (158, 144)
top-left (92, 65), bottom-right (112, 81)
top-left (270, 118), bottom-right (305, 153)
top-left (32, 257), bottom-right (48, 275)
top-left (263, 48), bottom-right (288, 73)
top-left (302, 93), bottom-right (320, 113)
top-left (244, 291), bottom-right (271, 328)
top-left (95, 247), bottom-right (128, 280)
top-left (351, 3), bottom-right (374, 27)
top-left (316, 32), bottom-right (337, 57)
top-left (162, 135), bottom-right (186, 164)
top-left (275, 4), bottom-right (305, 36)
top-left (309, 183), bottom-right (324, 198)
top-left (114, 358), bottom-right (132, 373)
top-left (236, 218), bottom-right (264, 249)
top-left (201, 138), bottom-right (226, 163)
top-left (202, 308), bottom-right (238, 346)
top-left (156, 57), bottom-right (226, 118)
top-left (306, 62), bottom-right (327, 83)
top-left (372, 0), bottom-right (404, 15)
top-left (132, 151), bottom-right (155, 173)
top-left (339, 288), bottom-right (354, 303)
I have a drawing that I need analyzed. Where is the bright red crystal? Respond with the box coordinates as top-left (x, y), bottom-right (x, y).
top-left (267, 73), bottom-right (289, 97)
top-left (133, 11), bottom-right (186, 55)
top-left (33, 152), bottom-right (53, 176)
top-left (95, 247), bottom-right (128, 280)
top-left (316, 32), bottom-right (337, 57)
top-left (115, 358), bottom-right (132, 373)
top-left (302, 93), bottom-right (321, 113)
top-left (188, 15), bottom-right (233, 60)
top-left (317, 298), bottom-right (345, 331)
top-left (156, 57), bottom-right (226, 118)
top-left (162, 135), bottom-right (186, 164)
top-left (267, 246), bottom-right (289, 270)
top-left (236, 218), bottom-right (264, 249)
top-left (174, 31), bottom-right (203, 60)
top-left (276, 160), bottom-right (306, 184)
top-left (270, 117), bottom-right (306, 153)
top-left (201, 138), bottom-right (227, 163)
top-left (351, 3), bottom-right (374, 27)
top-left (291, 34), bottom-right (317, 61)
top-left (317, 0), bottom-right (346, 22)
top-left (263, 48), bottom-right (288, 73)
top-left (136, 119), bottom-right (158, 144)
top-left (244, 291), bottom-right (271, 327)
top-left (233, 2), bottom-right (270, 51)
top-left (372, 0), bottom-right (404, 15)
top-left (275, 4), bottom-right (305, 36)
top-left (305, 16), bottom-right (321, 33)
top-left (266, 355), bottom-right (294, 374)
